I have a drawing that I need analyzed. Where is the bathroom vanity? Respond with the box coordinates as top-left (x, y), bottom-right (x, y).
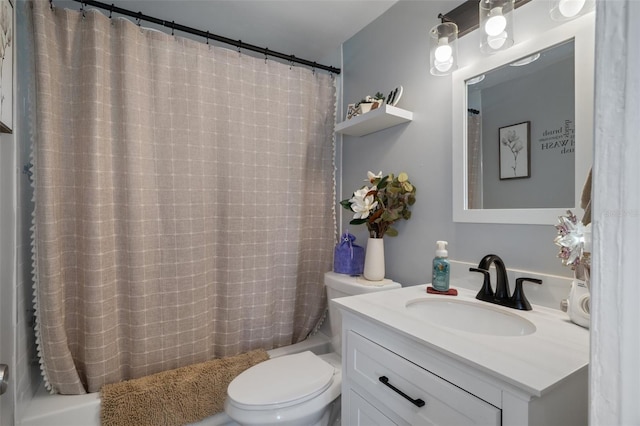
top-left (334, 285), bottom-right (589, 425)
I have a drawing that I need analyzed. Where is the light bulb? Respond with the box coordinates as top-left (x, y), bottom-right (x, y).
top-left (484, 7), bottom-right (506, 36)
top-left (434, 38), bottom-right (453, 62)
top-left (430, 21), bottom-right (457, 76)
top-left (487, 32), bottom-right (508, 50)
top-left (435, 57), bottom-right (453, 73)
top-left (467, 75), bottom-right (485, 85)
top-left (510, 53), bottom-right (540, 67)
top-left (558, 0), bottom-right (586, 18)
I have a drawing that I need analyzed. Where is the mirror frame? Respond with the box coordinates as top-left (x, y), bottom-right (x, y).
top-left (452, 13), bottom-right (595, 225)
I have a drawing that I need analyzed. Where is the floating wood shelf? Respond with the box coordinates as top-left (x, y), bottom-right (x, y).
top-left (336, 104), bottom-right (413, 137)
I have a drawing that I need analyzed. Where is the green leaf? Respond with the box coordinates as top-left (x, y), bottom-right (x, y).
top-left (386, 228), bottom-right (399, 237)
top-left (377, 175), bottom-right (389, 189)
top-left (340, 199), bottom-right (352, 210)
top-left (349, 218), bottom-right (368, 225)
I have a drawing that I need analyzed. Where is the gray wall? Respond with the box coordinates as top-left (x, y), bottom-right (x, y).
top-left (481, 57), bottom-right (575, 209)
top-left (340, 1), bottom-right (578, 286)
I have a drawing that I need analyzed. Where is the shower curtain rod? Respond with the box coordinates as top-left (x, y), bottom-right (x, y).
top-left (64, 0), bottom-right (341, 75)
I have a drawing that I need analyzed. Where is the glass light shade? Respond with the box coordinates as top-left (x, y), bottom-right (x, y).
top-left (480, 0), bottom-right (514, 54)
top-left (550, 0), bottom-right (594, 21)
top-left (430, 22), bottom-right (458, 76)
top-left (484, 7), bottom-right (507, 36)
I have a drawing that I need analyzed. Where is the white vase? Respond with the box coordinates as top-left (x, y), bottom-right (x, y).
top-left (363, 237), bottom-right (385, 281)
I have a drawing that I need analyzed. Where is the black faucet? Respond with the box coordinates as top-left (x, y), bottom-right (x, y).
top-left (469, 254), bottom-right (542, 311)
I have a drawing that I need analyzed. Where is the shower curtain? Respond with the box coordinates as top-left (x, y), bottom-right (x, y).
top-left (467, 113), bottom-right (482, 209)
top-left (30, 2), bottom-right (336, 394)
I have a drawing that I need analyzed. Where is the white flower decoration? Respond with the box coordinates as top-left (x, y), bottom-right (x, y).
top-left (554, 211), bottom-right (591, 268)
top-left (349, 187), bottom-right (378, 219)
top-left (366, 171), bottom-right (383, 183)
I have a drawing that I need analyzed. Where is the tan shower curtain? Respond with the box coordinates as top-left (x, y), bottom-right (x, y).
top-left (467, 114), bottom-right (482, 209)
top-left (30, 2), bottom-right (336, 394)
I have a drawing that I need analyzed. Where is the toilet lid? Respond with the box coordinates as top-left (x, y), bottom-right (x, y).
top-left (227, 351), bottom-right (335, 409)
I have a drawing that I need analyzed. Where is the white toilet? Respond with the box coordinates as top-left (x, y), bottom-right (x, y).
top-left (224, 272), bottom-right (401, 426)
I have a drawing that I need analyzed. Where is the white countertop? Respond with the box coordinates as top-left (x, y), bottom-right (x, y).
top-left (334, 284), bottom-right (589, 397)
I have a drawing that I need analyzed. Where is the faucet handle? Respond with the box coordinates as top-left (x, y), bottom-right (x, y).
top-left (469, 267), bottom-right (494, 303)
top-left (510, 277), bottom-right (543, 311)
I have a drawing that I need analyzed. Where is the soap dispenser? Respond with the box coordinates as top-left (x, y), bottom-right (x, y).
top-left (432, 241), bottom-right (450, 291)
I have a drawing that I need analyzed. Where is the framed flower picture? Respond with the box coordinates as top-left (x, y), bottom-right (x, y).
top-left (499, 121), bottom-right (530, 180)
top-left (0, 0), bottom-right (12, 134)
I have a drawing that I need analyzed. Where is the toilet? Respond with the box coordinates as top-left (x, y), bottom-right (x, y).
top-left (224, 272), bottom-right (401, 426)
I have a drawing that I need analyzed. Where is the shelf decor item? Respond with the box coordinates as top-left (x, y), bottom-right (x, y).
top-left (346, 92), bottom-right (387, 120)
top-left (340, 171), bottom-right (417, 280)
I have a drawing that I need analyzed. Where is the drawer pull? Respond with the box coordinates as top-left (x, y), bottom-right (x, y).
top-left (378, 376), bottom-right (426, 408)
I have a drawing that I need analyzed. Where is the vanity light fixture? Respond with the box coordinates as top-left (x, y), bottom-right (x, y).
top-left (509, 52), bottom-right (540, 66)
top-left (466, 74), bottom-right (485, 85)
top-left (479, 0), bottom-right (515, 54)
top-left (550, 0), bottom-right (594, 21)
top-left (431, 0), bottom-right (531, 76)
top-left (430, 14), bottom-right (459, 76)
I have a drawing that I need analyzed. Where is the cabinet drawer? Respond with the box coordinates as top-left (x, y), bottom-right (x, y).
top-left (348, 388), bottom-right (397, 426)
top-left (346, 331), bottom-right (501, 426)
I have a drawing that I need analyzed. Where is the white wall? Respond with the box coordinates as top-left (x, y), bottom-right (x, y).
top-left (340, 1), bottom-right (581, 286)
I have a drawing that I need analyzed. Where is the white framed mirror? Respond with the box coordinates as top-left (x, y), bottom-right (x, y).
top-left (452, 13), bottom-right (594, 224)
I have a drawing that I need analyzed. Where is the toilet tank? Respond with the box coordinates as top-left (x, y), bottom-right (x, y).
top-left (324, 271), bottom-right (401, 355)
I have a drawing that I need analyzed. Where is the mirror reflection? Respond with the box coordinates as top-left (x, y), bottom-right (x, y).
top-left (466, 40), bottom-right (575, 209)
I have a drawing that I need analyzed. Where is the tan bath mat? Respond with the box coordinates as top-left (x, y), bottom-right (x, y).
top-left (100, 349), bottom-right (269, 426)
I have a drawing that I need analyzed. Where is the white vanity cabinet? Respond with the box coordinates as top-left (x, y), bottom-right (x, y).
top-left (337, 287), bottom-right (589, 426)
top-left (345, 329), bottom-right (500, 425)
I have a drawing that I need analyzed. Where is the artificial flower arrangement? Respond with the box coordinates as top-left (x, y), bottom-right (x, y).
top-left (340, 171), bottom-right (417, 238)
top-left (554, 210), bottom-right (592, 329)
top-left (554, 210), bottom-right (591, 273)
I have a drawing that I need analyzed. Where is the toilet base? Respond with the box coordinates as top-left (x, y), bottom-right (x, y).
top-left (225, 395), bottom-right (340, 426)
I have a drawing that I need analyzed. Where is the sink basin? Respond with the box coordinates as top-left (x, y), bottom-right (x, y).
top-left (405, 298), bottom-right (536, 336)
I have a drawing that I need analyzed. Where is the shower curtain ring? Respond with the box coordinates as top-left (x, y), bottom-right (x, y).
top-left (80, 1), bottom-right (86, 18)
top-left (289, 55), bottom-right (295, 70)
top-left (264, 48), bottom-right (269, 64)
top-left (206, 31), bottom-right (209, 45)
top-left (136, 11), bottom-right (141, 26)
top-left (49, 0), bottom-right (53, 11)
top-left (237, 40), bottom-right (242, 56)
top-left (109, 4), bottom-right (114, 19)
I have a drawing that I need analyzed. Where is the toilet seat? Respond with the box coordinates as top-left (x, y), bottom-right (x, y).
top-left (227, 351), bottom-right (335, 411)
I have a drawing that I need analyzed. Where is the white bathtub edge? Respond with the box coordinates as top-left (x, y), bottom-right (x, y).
top-left (19, 333), bottom-right (333, 426)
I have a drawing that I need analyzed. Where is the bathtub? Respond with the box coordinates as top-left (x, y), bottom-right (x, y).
top-left (19, 333), bottom-right (332, 426)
